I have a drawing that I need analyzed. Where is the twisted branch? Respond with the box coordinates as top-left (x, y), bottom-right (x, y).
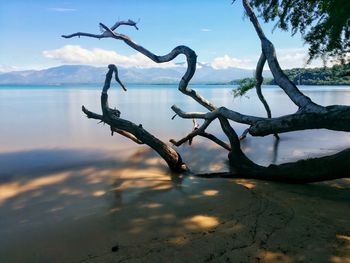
top-left (242, 0), bottom-right (324, 113)
top-left (172, 104), bottom-right (350, 136)
top-left (254, 53), bottom-right (279, 139)
top-left (82, 64), bottom-right (186, 172)
top-left (255, 53), bottom-right (271, 118)
top-left (63, 19), bottom-right (238, 150)
top-left (63, 21), bottom-right (215, 111)
top-left (240, 52), bottom-right (277, 140)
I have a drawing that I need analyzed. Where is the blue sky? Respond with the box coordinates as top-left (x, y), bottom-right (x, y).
top-left (0, 0), bottom-right (324, 72)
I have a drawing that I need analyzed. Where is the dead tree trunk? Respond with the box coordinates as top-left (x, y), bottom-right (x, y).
top-left (62, 2), bottom-right (350, 183)
top-left (199, 148), bottom-right (350, 183)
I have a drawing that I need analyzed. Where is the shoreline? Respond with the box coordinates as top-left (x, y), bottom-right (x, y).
top-left (0, 146), bottom-right (349, 262)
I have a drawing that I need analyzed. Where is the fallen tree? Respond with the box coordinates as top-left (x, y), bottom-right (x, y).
top-left (62, 0), bottom-right (350, 183)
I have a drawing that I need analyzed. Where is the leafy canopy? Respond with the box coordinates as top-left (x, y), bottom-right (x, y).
top-left (250, 0), bottom-right (350, 63)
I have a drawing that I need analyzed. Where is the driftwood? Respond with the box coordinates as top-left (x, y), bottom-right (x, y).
top-left (62, 0), bottom-right (350, 183)
top-left (81, 65), bottom-right (186, 172)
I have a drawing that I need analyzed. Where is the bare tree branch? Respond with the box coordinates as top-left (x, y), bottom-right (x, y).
top-left (62, 19), bottom-right (139, 39)
top-left (240, 52), bottom-right (273, 140)
top-left (172, 104), bottom-right (350, 137)
top-left (83, 65), bottom-right (187, 172)
top-left (254, 53), bottom-right (279, 139)
top-left (63, 22), bottom-right (215, 111)
top-left (242, 0), bottom-right (324, 112)
top-left (198, 132), bottom-right (231, 151)
top-left (198, 148), bottom-right (350, 183)
top-left (111, 127), bottom-right (143, 144)
top-left (110, 19), bottom-right (139, 31)
top-left (170, 118), bottom-right (231, 150)
top-left (170, 120), bottom-right (212, 146)
top-left (63, 20), bottom-right (239, 150)
top-left (255, 53), bottom-right (271, 118)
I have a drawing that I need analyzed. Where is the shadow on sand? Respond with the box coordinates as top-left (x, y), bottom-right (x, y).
top-left (0, 146), bottom-right (349, 262)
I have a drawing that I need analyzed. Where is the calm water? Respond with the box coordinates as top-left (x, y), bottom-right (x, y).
top-left (1, 84), bottom-right (350, 168)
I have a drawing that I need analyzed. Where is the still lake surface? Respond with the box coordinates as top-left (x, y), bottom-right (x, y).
top-left (1, 84), bottom-right (350, 172)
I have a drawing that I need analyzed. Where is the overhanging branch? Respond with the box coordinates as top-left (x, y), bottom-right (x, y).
top-left (242, 0), bottom-right (324, 112)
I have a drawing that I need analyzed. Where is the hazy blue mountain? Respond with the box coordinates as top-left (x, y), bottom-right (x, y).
top-left (0, 65), bottom-right (106, 85)
top-left (0, 64), bottom-right (272, 84)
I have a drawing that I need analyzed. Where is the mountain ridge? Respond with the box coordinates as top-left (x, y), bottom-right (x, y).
top-left (0, 64), bottom-right (272, 85)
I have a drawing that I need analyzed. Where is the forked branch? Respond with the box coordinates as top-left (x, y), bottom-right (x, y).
top-left (63, 21), bottom-right (215, 111)
top-left (82, 64), bottom-right (187, 172)
top-left (242, 0), bottom-right (323, 112)
top-left (63, 19), bottom-right (238, 150)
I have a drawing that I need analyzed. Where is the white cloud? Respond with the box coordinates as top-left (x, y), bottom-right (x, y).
top-left (210, 49), bottom-right (333, 70)
top-left (211, 55), bottom-right (253, 69)
top-left (49, 7), bottom-right (76, 12)
top-left (200, 28), bottom-right (212, 32)
top-left (42, 45), bottom-right (178, 68)
top-left (275, 48), bottom-right (334, 69)
top-left (275, 48), bottom-right (310, 69)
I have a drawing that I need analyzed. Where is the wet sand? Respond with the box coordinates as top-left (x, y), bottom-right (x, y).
top-left (0, 145), bottom-right (349, 263)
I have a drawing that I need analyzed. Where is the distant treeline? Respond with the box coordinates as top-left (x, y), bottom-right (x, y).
top-left (266, 63), bottom-right (350, 85)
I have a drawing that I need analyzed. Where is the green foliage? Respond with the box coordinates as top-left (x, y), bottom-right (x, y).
top-left (266, 63), bottom-right (350, 85)
top-left (232, 78), bottom-right (256, 97)
top-left (250, 0), bottom-right (350, 63)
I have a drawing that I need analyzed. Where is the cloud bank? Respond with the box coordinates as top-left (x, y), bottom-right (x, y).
top-left (43, 45), bottom-right (177, 68)
top-left (42, 45), bottom-right (327, 70)
top-left (211, 55), bottom-right (253, 69)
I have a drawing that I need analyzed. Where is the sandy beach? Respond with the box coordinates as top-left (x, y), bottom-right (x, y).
top-left (0, 143), bottom-right (349, 263)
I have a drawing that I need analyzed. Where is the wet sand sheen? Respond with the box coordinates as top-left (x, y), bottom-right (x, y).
top-left (0, 146), bottom-right (349, 262)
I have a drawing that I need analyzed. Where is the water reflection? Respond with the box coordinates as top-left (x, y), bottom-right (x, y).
top-left (272, 137), bottom-right (280, 164)
top-left (1, 85), bottom-right (350, 155)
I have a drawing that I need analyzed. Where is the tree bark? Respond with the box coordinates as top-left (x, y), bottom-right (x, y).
top-left (240, 52), bottom-right (279, 140)
top-left (82, 65), bottom-right (187, 173)
top-left (242, 0), bottom-right (324, 113)
top-left (172, 104), bottom-right (350, 137)
top-left (199, 148), bottom-right (350, 183)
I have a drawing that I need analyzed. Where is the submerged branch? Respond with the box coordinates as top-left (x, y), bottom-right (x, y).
top-left (199, 132), bottom-right (231, 151)
top-left (83, 65), bottom-right (187, 172)
top-left (254, 53), bottom-right (279, 139)
top-left (198, 148), bottom-right (350, 183)
top-left (255, 53), bottom-right (271, 118)
top-left (173, 104), bottom-right (350, 137)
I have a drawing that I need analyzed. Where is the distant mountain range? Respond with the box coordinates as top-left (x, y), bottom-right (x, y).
top-left (0, 64), bottom-right (272, 85)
